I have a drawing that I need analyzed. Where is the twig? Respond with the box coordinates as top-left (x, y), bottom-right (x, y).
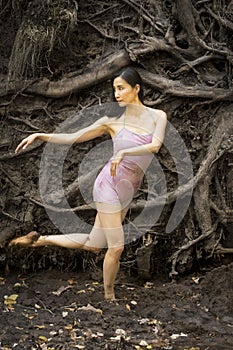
top-left (8, 115), bottom-right (41, 131)
top-left (78, 19), bottom-right (118, 40)
top-left (214, 246), bottom-right (233, 254)
top-left (80, 4), bottom-right (119, 21)
top-left (0, 164), bottom-right (20, 187)
top-left (205, 5), bottom-right (233, 31)
top-left (121, 0), bottom-right (164, 34)
top-left (35, 298), bottom-right (56, 316)
top-left (0, 143), bottom-right (43, 161)
top-left (172, 53), bottom-right (222, 77)
top-left (2, 210), bottom-right (22, 222)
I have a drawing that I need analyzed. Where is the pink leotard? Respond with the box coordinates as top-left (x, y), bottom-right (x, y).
top-left (93, 127), bottom-right (153, 208)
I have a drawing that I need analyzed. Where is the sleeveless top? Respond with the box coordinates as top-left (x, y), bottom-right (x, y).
top-left (93, 123), bottom-right (154, 209)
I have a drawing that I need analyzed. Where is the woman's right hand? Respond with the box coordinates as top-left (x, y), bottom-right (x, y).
top-left (15, 133), bottom-right (39, 154)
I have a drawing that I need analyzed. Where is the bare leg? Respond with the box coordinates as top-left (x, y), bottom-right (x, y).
top-left (10, 206), bottom-right (128, 300)
top-left (97, 204), bottom-right (126, 301)
top-left (10, 215), bottom-right (107, 254)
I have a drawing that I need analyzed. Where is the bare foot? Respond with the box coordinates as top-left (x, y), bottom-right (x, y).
top-left (104, 287), bottom-right (116, 301)
top-left (9, 231), bottom-right (40, 247)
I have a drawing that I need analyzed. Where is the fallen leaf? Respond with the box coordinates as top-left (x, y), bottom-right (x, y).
top-left (77, 289), bottom-right (86, 294)
top-left (66, 307), bottom-right (76, 312)
top-left (68, 278), bottom-right (77, 285)
top-left (148, 319), bottom-right (162, 326)
top-left (27, 314), bottom-right (36, 320)
top-left (78, 303), bottom-right (102, 314)
top-left (97, 332), bottom-right (104, 337)
top-left (170, 332), bottom-right (188, 340)
top-left (139, 340), bottom-right (148, 346)
top-left (115, 328), bottom-right (126, 337)
top-left (38, 335), bottom-right (48, 342)
top-left (192, 276), bottom-right (200, 284)
top-left (4, 294), bottom-right (18, 304)
top-left (110, 335), bottom-right (121, 341)
top-left (13, 282), bottom-right (22, 288)
top-left (52, 285), bottom-right (73, 296)
top-left (126, 304), bottom-right (131, 311)
top-left (4, 294), bottom-right (19, 310)
top-left (49, 331), bottom-right (57, 337)
top-left (63, 324), bottom-right (73, 331)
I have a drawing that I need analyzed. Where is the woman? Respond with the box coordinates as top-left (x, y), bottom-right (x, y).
top-left (10, 67), bottom-right (167, 301)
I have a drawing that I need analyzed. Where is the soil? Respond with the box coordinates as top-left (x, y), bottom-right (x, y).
top-left (0, 262), bottom-right (232, 350)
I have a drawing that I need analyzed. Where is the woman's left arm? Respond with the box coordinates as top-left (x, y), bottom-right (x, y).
top-left (110, 111), bottom-right (167, 177)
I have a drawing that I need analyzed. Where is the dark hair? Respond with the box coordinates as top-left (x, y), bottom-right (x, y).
top-left (111, 67), bottom-right (144, 103)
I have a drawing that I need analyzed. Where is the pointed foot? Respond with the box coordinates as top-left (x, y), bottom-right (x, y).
top-left (9, 231), bottom-right (40, 247)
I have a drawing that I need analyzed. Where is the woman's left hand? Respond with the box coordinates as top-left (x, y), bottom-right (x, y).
top-left (110, 153), bottom-right (123, 177)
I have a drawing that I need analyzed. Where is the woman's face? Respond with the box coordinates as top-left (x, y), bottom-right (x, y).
top-left (113, 77), bottom-right (140, 106)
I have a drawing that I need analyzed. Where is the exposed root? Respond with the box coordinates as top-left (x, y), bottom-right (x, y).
top-left (169, 220), bottom-right (219, 277)
top-left (8, 0), bottom-right (78, 81)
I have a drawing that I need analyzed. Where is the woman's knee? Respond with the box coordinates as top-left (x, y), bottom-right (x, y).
top-left (107, 245), bottom-right (124, 258)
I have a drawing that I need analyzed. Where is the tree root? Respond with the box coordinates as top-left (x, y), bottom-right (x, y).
top-left (206, 5), bottom-right (233, 32)
top-left (175, 0), bottom-right (233, 59)
top-left (169, 219), bottom-right (219, 277)
top-left (1, 50), bottom-right (233, 101)
top-left (214, 245), bottom-right (233, 254)
top-left (121, 0), bottom-right (164, 34)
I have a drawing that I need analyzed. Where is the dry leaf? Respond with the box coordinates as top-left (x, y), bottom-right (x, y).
top-left (78, 303), bottom-right (102, 314)
top-left (192, 276), bottom-right (200, 284)
top-left (49, 331), bottom-right (57, 337)
top-left (68, 278), bottom-right (77, 285)
top-left (63, 324), bottom-right (73, 331)
top-left (115, 329), bottom-right (126, 337)
top-left (38, 335), bottom-right (48, 342)
top-left (34, 325), bottom-right (46, 329)
top-left (27, 314), bottom-right (36, 320)
top-left (139, 340), bottom-right (148, 346)
top-left (77, 289), bottom-right (86, 294)
top-left (4, 294), bottom-right (18, 310)
top-left (4, 294), bottom-right (18, 304)
top-left (126, 304), bottom-right (131, 311)
top-left (52, 285), bottom-right (73, 296)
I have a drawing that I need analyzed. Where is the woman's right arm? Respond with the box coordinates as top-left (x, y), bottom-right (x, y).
top-left (15, 116), bottom-right (110, 154)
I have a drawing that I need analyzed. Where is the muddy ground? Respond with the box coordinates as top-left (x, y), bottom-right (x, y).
top-left (0, 260), bottom-right (232, 350)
